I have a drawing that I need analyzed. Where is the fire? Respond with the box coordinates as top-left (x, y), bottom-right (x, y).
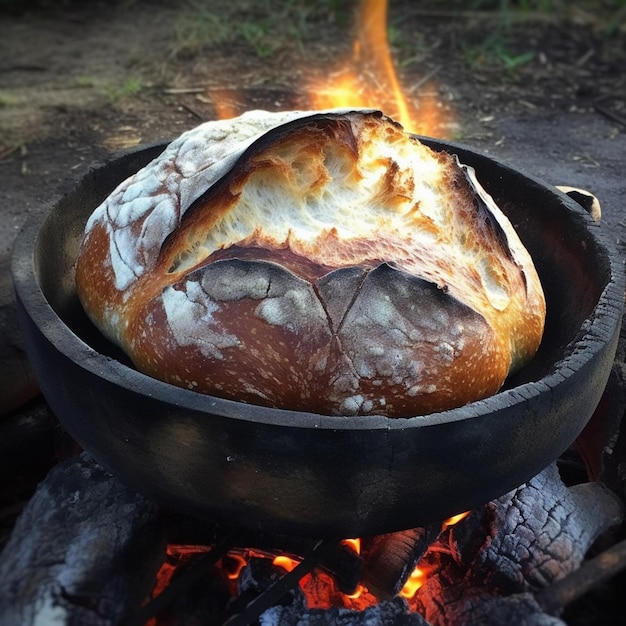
top-left (442, 510), bottom-right (471, 531)
top-left (149, 510), bottom-right (472, 621)
top-left (303, 0), bottom-right (453, 136)
top-left (307, 0), bottom-right (418, 130)
top-left (399, 511), bottom-right (471, 600)
top-left (206, 87), bottom-right (240, 120)
top-left (209, 0), bottom-right (453, 137)
top-left (342, 538), bottom-right (361, 554)
top-left (399, 566), bottom-right (430, 598)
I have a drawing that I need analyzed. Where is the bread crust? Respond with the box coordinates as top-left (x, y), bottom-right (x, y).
top-left (76, 109), bottom-right (545, 417)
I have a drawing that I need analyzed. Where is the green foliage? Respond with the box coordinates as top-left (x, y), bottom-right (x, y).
top-left (237, 22), bottom-right (275, 59)
top-left (171, 0), bottom-right (352, 59)
top-left (0, 92), bottom-right (20, 107)
top-left (461, 28), bottom-right (536, 73)
top-left (102, 77), bottom-right (144, 103)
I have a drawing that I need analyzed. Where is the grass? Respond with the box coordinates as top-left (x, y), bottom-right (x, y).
top-left (416, 0), bottom-right (626, 74)
top-left (0, 92), bottom-right (20, 107)
top-left (170, 0), bottom-right (351, 59)
top-left (102, 77), bottom-right (144, 103)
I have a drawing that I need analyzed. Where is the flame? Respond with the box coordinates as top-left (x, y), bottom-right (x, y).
top-left (342, 538), bottom-right (361, 554)
top-left (399, 566), bottom-right (430, 598)
top-left (399, 511), bottom-right (471, 601)
top-left (307, 0), bottom-right (411, 125)
top-left (346, 584), bottom-right (365, 600)
top-left (152, 513), bottom-right (472, 615)
top-left (207, 0), bottom-right (453, 136)
top-left (206, 87), bottom-right (240, 120)
top-left (442, 510), bottom-right (471, 531)
top-left (304, 0), bottom-right (452, 136)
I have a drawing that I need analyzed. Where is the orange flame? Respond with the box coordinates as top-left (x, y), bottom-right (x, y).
top-left (346, 584), bottom-right (365, 600)
top-left (307, 0), bottom-right (411, 124)
top-left (342, 538), bottom-right (361, 554)
top-left (442, 510), bottom-right (471, 531)
top-left (206, 87), bottom-right (240, 120)
top-left (153, 512), bottom-right (471, 615)
top-left (399, 566), bottom-right (430, 598)
top-left (206, 0), bottom-right (453, 136)
top-left (304, 0), bottom-right (452, 136)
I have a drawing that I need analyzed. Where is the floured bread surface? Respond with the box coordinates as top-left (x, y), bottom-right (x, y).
top-left (76, 109), bottom-right (546, 417)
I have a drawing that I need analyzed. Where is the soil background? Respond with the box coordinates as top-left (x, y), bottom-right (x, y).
top-left (1, 0), bottom-right (625, 258)
top-left (1, 1), bottom-right (626, 622)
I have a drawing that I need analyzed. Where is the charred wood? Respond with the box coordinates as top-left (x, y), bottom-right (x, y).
top-left (0, 400), bottom-right (54, 476)
top-left (411, 462), bottom-right (624, 625)
top-left (536, 536), bottom-right (626, 615)
top-left (224, 539), bottom-right (343, 626)
top-left (259, 596), bottom-right (429, 626)
top-left (123, 530), bottom-right (241, 626)
top-left (0, 400), bottom-right (56, 551)
top-left (0, 453), bottom-right (166, 625)
top-left (361, 525), bottom-right (441, 600)
top-left (236, 558), bottom-right (429, 626)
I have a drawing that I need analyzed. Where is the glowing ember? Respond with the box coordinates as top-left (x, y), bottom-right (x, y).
top-left (346, 584), bottom-right (365, 600)
top-left (149, 544), bottom-right (211, 599)
top-left (272, 554), bottom-right (300, 572)
top-left (149, 512), bottom-right (474, 620)
top-left (223, 552), bottom-right (247, 579)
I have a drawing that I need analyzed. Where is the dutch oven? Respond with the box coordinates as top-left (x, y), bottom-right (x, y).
top-left (11, 136), bottom-right (625, 538)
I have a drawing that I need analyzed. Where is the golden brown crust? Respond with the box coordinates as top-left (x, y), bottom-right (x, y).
top-left (76, 109), bottom-right (545, 417)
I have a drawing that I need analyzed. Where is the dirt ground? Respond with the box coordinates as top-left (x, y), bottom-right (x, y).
top-left (1, 0), bottom-right (625, 259)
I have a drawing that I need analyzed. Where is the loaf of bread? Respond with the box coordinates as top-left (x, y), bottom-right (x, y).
top-left (76, 109), bottom-right (545, 417)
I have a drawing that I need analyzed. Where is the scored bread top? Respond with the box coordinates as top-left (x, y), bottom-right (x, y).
top-left (76, 109), bottom-right (546, 417)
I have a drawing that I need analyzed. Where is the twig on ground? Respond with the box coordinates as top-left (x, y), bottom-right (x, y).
top-left (593, 100), bottom-right (626, 128)
top-left (180, 103), bottom-right (207, 120)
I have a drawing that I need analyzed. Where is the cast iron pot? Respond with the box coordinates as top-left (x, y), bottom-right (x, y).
top-left (11, 137), bottom-right (625, 538)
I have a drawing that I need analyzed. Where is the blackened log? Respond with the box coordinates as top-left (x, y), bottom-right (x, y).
top-left (0, 401), bottom-right (57, 551)
top-left (123, 529), bottom-right (242, 626)
top-left (536, 536), bottom-right (626, 615)
top-left (361, 525), bottom-right (441, 600)
top-left (574, 367), bottom-right (626, 484)
top-left (259, 596), bottom-right (430, 626)
top-left (598, 319), bottom-right (626, 494)
top-left (445, 593), bottom-right (567, 626)
top-left (0, 453), bottom-right (166, 625)
top-left (412, 462), bottom-right (624, 625)
top-left (470, 463), bottom-right (624, 592)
